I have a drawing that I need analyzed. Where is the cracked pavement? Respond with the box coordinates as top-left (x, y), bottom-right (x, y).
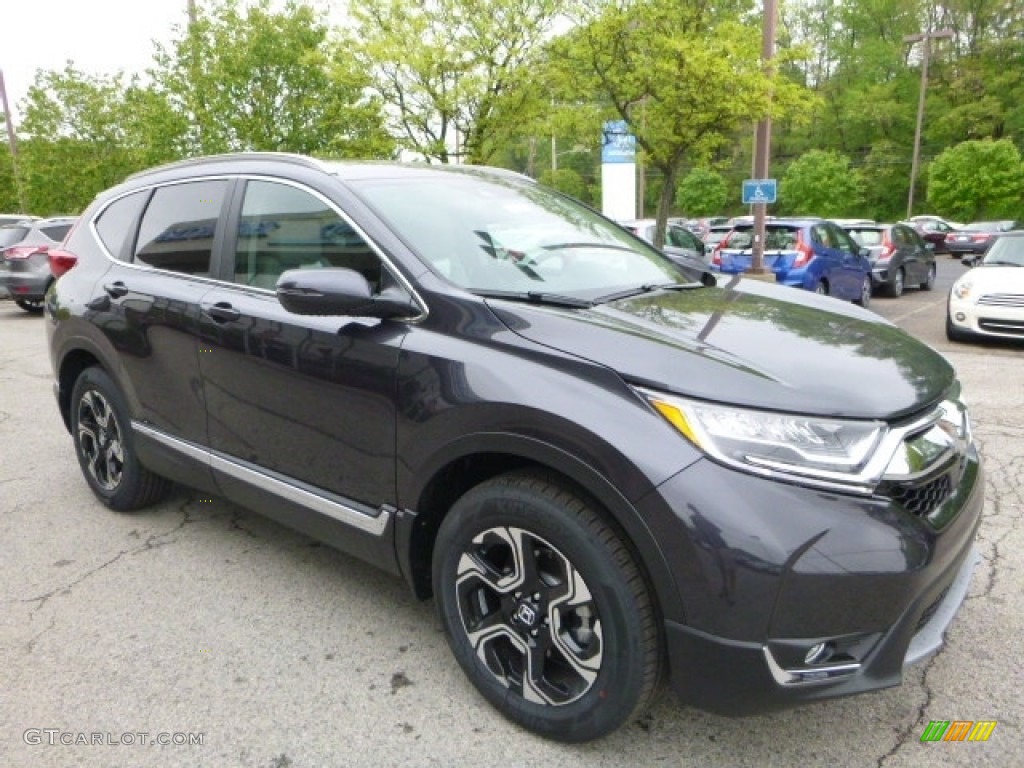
top-left (1, 268), bottom-right (1020, 768)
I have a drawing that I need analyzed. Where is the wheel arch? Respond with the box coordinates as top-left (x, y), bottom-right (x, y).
top-left (56, 348), bottom-right (104, 433)
top-left (396, 433), bottom-right (686, 625)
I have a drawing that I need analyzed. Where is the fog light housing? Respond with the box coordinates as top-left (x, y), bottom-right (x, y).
top-left (955, 312), bottom-right (966, 322)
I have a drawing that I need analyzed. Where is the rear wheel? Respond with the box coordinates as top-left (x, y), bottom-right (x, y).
top-left (71, 367), bottom-right (170, 511)
top-left (887, 268), bottom-right (904, 298)
top-left (920, 263), bottom-right (936, 291)
top-left (815, 280), bottom-right (828, 296)
top-left (854, 275), bottom-right (872, 307)
top-left (433, 471), bottom-right (661, 742)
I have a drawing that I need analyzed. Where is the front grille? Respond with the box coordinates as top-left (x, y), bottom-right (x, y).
top-left (915, 587), bottom-right (949, 633)
top-left (978, 318), bottom-right (1024, 336)
top-left (889, 473), bottom-right (953, 518)
top-left (978, 293), bottom-right (1024, 308)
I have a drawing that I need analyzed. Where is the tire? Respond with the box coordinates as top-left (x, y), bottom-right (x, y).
top-left (920, 264), bottom-right (936, 291)
top-left (815, 280), bottom-right (828, 296)
top-left (887, 268), bottom-right (904, 298)
top-left (854, 275), bottom-right (871, 307)
top-left (433, 471), bottom-right (661, 742)
top-left (70, 367), bottom-right (170, 511)
top-left (15, 298), bottom-right (44, 313)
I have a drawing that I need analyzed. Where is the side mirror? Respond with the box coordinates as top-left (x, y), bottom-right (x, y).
top-left (276, 268), bottom-right (417, 319)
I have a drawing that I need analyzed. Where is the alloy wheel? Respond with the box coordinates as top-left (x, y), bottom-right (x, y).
top-left (76, 390), bottom-right (124, 491)
top-left (454, 526), bottom-right (603, 706)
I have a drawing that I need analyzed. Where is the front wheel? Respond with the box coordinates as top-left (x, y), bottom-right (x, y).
top-left (71, 367), bottom-right (170, 511)
top-left (433, 472), bottom-right (661, 742)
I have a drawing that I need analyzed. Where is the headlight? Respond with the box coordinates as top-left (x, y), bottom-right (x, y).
top-left (640, 388), bottom-right (886, 489)
top-left (952, 279), bottom-right (972, 299)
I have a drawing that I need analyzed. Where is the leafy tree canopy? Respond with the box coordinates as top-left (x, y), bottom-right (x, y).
top-left (926, 138), bottom-right (1024, 220)
top-left (779, 149), bottom-right (864, 217)
top-left (675, 168), bottom-right (729, 217)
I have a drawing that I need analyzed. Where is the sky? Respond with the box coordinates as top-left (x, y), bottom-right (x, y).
top-left (0, 0), bottom-right (347, 125)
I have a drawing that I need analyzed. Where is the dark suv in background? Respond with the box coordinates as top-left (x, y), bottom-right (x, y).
top-left (46, 154), bottom-right (982, 742)
top-left (0, 216), bottom-right (77, 311)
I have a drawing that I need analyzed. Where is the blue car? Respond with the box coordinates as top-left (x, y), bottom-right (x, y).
top-left (710, 217), bottom-right (873, 306)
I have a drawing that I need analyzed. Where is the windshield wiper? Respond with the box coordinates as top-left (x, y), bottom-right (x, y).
top-left (594, 282), bottom-right (704, 304)
top-left (471, 289), bottom-right (593, 308)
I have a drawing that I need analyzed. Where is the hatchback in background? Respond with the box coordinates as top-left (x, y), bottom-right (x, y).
top-left (945, 220), bottom-right (1022, 257)
top-left (0, 214), bottom-right (39, 227)
top-left (620, 217), bottom-right (707, 264)
top-left (0, 216), bottom-right (77, 312)
top-left (840, 222), bottom-right (936, 297)
top-left (947, 231), bottom-right (1024, 342)
top-left (711, 217), bottom-right (873, 306)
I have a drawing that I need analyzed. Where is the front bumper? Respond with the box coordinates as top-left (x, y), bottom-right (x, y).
top-left (638, 443), bottom-right (983, 715)
top-left (948, 296), bottom-right (1024, 339)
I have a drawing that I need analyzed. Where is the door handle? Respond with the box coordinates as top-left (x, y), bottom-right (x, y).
top-left (103, 281), bottom-right (129, 298)
top-left (206, 302), bottom-right (241, 323)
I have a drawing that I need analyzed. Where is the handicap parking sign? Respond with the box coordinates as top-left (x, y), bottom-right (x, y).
top-left (742, 179), bottom-right (777, 204)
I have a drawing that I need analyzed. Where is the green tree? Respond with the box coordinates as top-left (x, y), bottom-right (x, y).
top-left (16, 64), bottom-right (180, 214)
top-left (675, 168), bottom-right (729, 217)
top-left (926, 139), bottom-right (1024, 220)
top-left (779, 150), bottom-right (864, 217)
top-left (549, 0), bottom-right (815, 247)
top-left (538, 167), bottom-right (589, 202)
top-left (342, 0), bottom-right (564, 164)
top-left (154, 0), bottom-right (394, 157)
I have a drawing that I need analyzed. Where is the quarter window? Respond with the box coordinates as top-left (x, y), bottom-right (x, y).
top-left (95, 192), bottom-right (149, 261)
top-left (234, 180), bottom-right (382, 290)
top-left (134, 180), bottom-right (228, 275)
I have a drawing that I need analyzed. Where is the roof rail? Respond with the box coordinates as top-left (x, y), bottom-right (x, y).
top-left (125, 152), bottom-right (328, 181)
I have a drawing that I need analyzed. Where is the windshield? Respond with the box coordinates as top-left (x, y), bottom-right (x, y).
top-left (349, 171), bottom-right (689, 299)
top-left (981, 236), bottom-right (1024, 266)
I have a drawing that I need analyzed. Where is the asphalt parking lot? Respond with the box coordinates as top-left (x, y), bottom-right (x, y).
top-left (1, 256), bottom-right (1020, 768)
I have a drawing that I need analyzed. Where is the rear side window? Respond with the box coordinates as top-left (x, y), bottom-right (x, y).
top-left (233, 180), bottom-right (382, 290)
top-left (135, 180), bottom-right (228, 275)
top-left (96, 192), bottom-right (149, 261)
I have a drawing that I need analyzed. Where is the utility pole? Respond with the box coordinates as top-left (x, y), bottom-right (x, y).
top-left (0, 68), bottom-right (26, 212)
top-left (750, 0), bottom-right (777, 276)
top-left (904, 28), bottom-right (953, 219)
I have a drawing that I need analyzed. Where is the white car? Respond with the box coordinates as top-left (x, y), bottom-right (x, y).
top-left (947, 231), bottom-right (1024, 341)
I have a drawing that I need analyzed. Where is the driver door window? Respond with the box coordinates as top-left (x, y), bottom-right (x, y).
top-left (234, 181), bottom-right (382, 291)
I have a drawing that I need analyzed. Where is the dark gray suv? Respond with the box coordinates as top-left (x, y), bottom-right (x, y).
top-left (46, 153), bottom-right (982, 742)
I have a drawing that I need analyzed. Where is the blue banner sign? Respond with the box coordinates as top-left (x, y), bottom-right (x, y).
top-left (601, 120), bottom-right (636, 164)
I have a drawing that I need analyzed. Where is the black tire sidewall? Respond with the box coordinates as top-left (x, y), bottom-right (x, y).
top-left (433, 477), bottom-right (652, 742)
top-left (70, 367), bottom-right (149, 511)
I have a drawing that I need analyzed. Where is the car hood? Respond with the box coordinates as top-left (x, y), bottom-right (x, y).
top-left (958, 265), bottom-right (1024, 293)
top-left (488, 277), bottom-right (954, 420)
